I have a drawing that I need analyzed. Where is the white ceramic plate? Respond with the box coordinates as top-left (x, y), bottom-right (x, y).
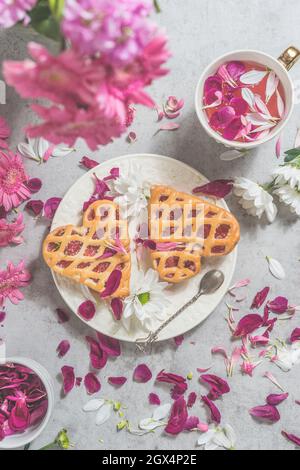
top-left (51, 154), bottom-right (237, 342)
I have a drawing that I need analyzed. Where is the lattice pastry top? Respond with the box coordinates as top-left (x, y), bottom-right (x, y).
top-left (148, 185), bottom-right (240, 283)
top-left (43, 200), bottom-right (131, 298)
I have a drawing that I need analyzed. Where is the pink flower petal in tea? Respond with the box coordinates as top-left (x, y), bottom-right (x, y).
top-left (290, 328), bottom-right (300, 343)
top-left (174, 335), bottom-right (184, 347)
top-left (56, 308), bottom-right (69, 323)
top-left (281, 431), bottom-right (300, 447)
top-left (267, 296), bottom-right (288, 314)
top-left (26, 178), bottom-right (42, 194)
top-left (193, 179), bottom-right (233, 198)
top-left (276, 89), bottom-right (285, 118)
top-left (108, 376), bottom-right (127, 387)
top-left (97, 333), bottom-right (121, 357)
top-left (100, 270), bottom-right (122, 299)
top-left (266, 71), bottom-right (279, 103)
top-left (165, 396), bottom-right (188, 435)
top-left (25, 200), bottom-right (44, 217)
top-left (84, 373), bottom-right (101, 395)
top-left (201, 396), bottom-right (221, 424)
top-left (234, 314), bottom-right (263, 337)
top-left (133, 364), bottom-right (152, 383)
top-left (210, 106), bottom-right (235, 130)
top-left (266, 393), bottom-right (289, 406)
top-left (223, 116), bottom-right (244, 140)
top-left (187, 392), bottom-right (197, 408)
top-left (44, 197), bottom-right (62, 219)
top-left (230, 97), bottom-right (248, 116)
top-left (8, 398), bottom-right (30, 432)
top-left (204, 75), bottom-right (223, 95)
top-left (86, 336), bottom-right (107, 370)
top-left (56, 340), bottom-right (70, 358)
top-left (61, 366), bottom-right (75, 395)
top-left (110, 298), bottom-right (123, 321)
top-left (226, 61), bottom-right (246, 80)
top-left (78, 300), bottom-right (96, 321)
top-left (203, 90), bottom-right (222, 108)
top-left (217, 65), bottom-right (236, 87)
top-left (149, 393), bottom-right (161, 405)
top-left (249, 405), bottom-right (280, 423)
top-left (80, 156), bottom-right (99, 169)
top-left (251, 287), bottom-right (270, 309)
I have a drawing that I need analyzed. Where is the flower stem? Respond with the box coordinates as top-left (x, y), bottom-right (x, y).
top-left (38, 441), bottom-right (56, 450)
top-left (153, 0), bottom-right (161, 13)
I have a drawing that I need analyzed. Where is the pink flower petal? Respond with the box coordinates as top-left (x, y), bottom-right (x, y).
top-left (43, 197), bottom-right (62, 219)
top-left (229, 278), bottom-right (251, 291)
top-left (226, 61), bottom-right (246, 81)
top-left (282, 431), bottom-right (300, 447)
top-left (86, 336), bottom-right (107, 370)
top-left (133, 364), bottom-right (152, 383)
top-left (80, 156), bottom-right (99, 169)
top-left (230, 97), bottom-right (248, 116)
top-left (108, 376), bottom-right (127, 387)
top-left (8, 398), bottom-right (30, 433)
top-left (157, 122), bottom-right (180, 133)
top-left (149, 393), bottom-right (161, 405)
top-left (264, 372), bottom-right (285, 392)
top-left (200, 374), bottom-right (230, 400)
top-left (56, 340), bottom-right (70, 358)
top-left (290, 328), bottom-right (300, 343)
top-left (156, 370), bottom-right (187, 397)
top-left (100, 270), bottom-right (122, 298)
top-left (184, 416), bottom-right (199, 431)
top-left (196, 366), bottom-right (212, 373)
top-left (197, 420), bottom-right (209, 433)
top-left (56, 308), bottom-right (69, 323)
top-left (233, 314), bottom-right (263, 337)
top-left (267, 296), bottom-right (288, 314)
top-left (0, 311), bottom-right (6, 323)
top-left (251, 287), bottom-right (270, 309)
top-left (78, 300), bottom-right (96, 321)
top-left (110, 298), bottom-right (123, 321)
top-left (204, 75), bottom-right (223, 95)
top-left (193, 179), bottom-right (233, 198)
top-left (26, 178), bottom-right (42, 194)
top-left (165, 396), bottom-right (188, 435)
top-left (84, 372), bottom-right (101, 395)
top-left (174, 335), bottom-right (184, 347)
top-left (187, 392), bottom-right (197, 408)
top-left (201, 396), bottom-right (221, 424)
top-left (210, 106), bottom-right (236, 130)
top-left (223, 116), bottom-right (244, 140)
top-left (127, 131), bottom-right (137, 143)
top-left (61, 365), bottom-right (75, 395)
top-left (97, 332), bottom-right (121, 357)
top-left (266, 393), bottom-right (289, 406)
top-left (249, 405), bottom-right (280, 423)
top-left (275, 136), bottom-right (282, 158)
top-left (76, 377), bottom-right (82, 387)
top-left (25, 200), bottom-right (44, 216)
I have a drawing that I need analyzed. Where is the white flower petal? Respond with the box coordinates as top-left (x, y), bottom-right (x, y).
top-left (267, 257), bottom-right (286, 280)
top-left (52, 146), bottom-right (75, 157)
top-left (220, 149), bottom-right (248, 161)
top-left (240, 70), bottom-right (268, 85)
top-left (152, 403), bottom-right (171, 421)
top-left (83, 398), bottom-right (105, 412)
top-left (17, 142), bottom-right (39, 161)
top-left (139, 418), bottom-right (163, 431)
top-left (197, 429), bottom-right (216, 446)
top-left (95, 403), bottom-right (112, 426)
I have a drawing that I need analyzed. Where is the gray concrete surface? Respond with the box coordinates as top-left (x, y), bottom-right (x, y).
top-left (0, 0), bottom-right (300, 451)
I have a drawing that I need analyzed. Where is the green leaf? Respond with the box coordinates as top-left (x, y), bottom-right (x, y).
top-left (29, 2), bottom-right (61, 41)
top-left (138, 292), bottom-right (150, 306)
top-left (48, 0), bottom-right (65, 20)
top-left (284, 148), bottom-right (300, 163)
top-left (153, 0), bottom-right (161, 13)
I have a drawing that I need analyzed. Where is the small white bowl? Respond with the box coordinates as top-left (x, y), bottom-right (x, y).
top-left (195, 49), bottom-right (296, 151)
top-left (0, 357), bottom-right (54, 450)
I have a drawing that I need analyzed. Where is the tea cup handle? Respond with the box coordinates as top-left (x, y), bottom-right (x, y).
top-left (278, 46), bottom-right (300, 71)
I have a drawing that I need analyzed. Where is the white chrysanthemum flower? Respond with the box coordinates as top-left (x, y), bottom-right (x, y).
top-left (123, 269), bottom-right (170, 330)
top-left (233, 177), bottom-right (277, 223)
top-left (112, 163), bottom-right (151, 218)
top-left (272, 165), bottom-right (300, 190)
top-left (197, 424), bottom-right (236, 451)
top-left (274, 185), bottom-right (300, 216)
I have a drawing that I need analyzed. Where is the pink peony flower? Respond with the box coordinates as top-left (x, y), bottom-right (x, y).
top-left (0, 260), bottom-right (31, 307)
top-left (0, 0), bottom-right (37, 28)
top-left (4, 35), bottom-right (170, 150)
top-left (62, 0), bottom-right (154, 63)
top-left (0, 213), bottom-right (25, 247)
top-left (0, 116), bottom-right (10, 149)
top-left (0, 151), bottom-right (31, 212)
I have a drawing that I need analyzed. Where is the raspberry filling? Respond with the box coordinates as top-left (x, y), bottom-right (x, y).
top-left (64, 240), bottom-right (83, 256)
top-left (165, 256), bottom-right (179, 268)
top-left (93, 262), bottom-right (110, 273)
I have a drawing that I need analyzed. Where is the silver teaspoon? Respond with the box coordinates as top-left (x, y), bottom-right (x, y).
top-left (135, 270), bottom-right (225, 352)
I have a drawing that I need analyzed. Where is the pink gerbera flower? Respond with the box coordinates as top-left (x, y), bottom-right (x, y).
top-left (0, 116), bottom-right (11, 149)
top-left (0, 150), bottom-right (31, 212)
top-left (0, 213), bottom-right (25, 247)
top-left (0, 0), bottom-right (37, 28)
top-left (0, 260), bottom-right (31, 307)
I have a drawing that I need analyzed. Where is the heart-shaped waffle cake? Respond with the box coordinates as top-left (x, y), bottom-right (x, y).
top-left (148, 185), bottom-right (240, 283)
top-left (43, 200), bottom-right (131, 298)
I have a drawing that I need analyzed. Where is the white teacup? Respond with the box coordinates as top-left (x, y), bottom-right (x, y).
top-left (195, 47), bottom-right (300, 150)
